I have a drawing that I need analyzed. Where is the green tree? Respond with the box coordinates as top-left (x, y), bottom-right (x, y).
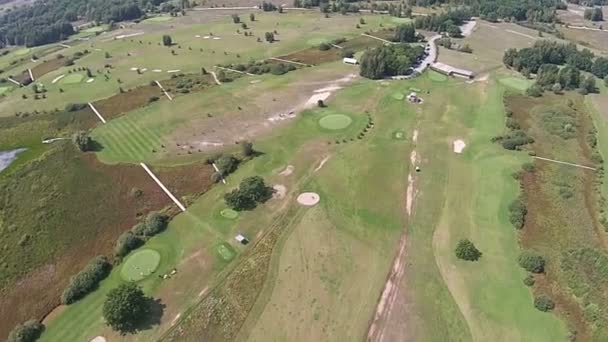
top-left (394, 24), bottom-right (417, 42)
top-left (584, 7), bottom-right (603, 21)
top-left (72, 130), bottom-right (93, 152)
top-left (558, 65), bottom-right (580, 89)
top-left (250, 13), bottom-right (255, 21)
top-left (224, 176), bottom-right (273, 211)
top-left (102, 283), bottom-right (149, 333)
top-left (581, 75), bottom-right (597, 94)
top-left (264, 31), bottom-right (275, 42)
top-left (526, 84), bottom-right (543, 97)
top-left (7, 320), bottom-right (44, 342)
top-left (215, 154), bottom-right (239, 176)
top-left (231, 14), bottom-right (240, 23)
top-left (534, 295), bottom-right (555, 312)
top-left (592, 57), bottom-right (608, 78)
top-left (241, 141), bottom-right (255, 157)
top-left (536, 64), bottom-right (559, 87)
top-left (454, 239), bottom-right (482, 261)
top-left (162, 34), bottom-right (172, 46)
top-left (518, 251), bottom-right (545, 273)
top-left (446, 24), bottom-right (462, 38)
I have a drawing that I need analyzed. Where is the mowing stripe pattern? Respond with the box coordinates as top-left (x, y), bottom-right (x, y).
top-left (94, 116), bottom-right (164, 162)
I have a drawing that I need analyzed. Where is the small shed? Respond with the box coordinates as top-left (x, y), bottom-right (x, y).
top-left (343, 57), bottom-right (358, 65)
top-left (235, 234), bottom-right (249, 245)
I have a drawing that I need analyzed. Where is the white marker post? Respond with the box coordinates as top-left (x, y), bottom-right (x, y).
top-left (140, 163), bottom-right (186, 211)
top-left (88, 102), bottom-right (107, 123)
top-left (154, 80), bottom-right (173, 100)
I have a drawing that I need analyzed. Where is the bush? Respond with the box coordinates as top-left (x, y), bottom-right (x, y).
top-left (7, 320), bottom-right (44, 342)
top-left (241, 141), bottom-right (255, 157)
top-left (65, 103), bottom-right (87, 112)
top-left (534, 295), bottom-right (555, 312)
top-left (499, 130), bottom-right (534, 150)
top-left (318, 42), bottom-right (331, 51)
top-left (523, 274), bottom-right (535, 286)
top-left (61, 256), bottom-right (112, 304)
top-left (341, 49), bottom-right (354, 58)
top-left (522, 162), bottom-right (535, 172)
top-left (224, 176), bottom-right (274, 211)
top-left (454, 239), bottom-right (482, 261)
top-left (215, 154), bottom-right (239, 176)
top-left (114, 231), bottom-right (143, 258)
top-left (508, 198), bottom-right (527, 229)
top-left (72, 130), bottom-right (93, 152)
top-left (518, 251), bottom-right (546, 273)
top-left (526, 84), bottom-right (543, 97)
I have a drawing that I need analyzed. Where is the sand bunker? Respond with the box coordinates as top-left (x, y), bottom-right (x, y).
top-left (213, 37), bottom-right (221, 40)
top-left (86, 78), bottom-right (94, 83)
top-left (130, 67), bottom-right (138, 71)
top-left (297, 192), bottom-right (320, 206)
top-left (314, 85), bottom-right (342, 93)
top-left (153, 69), bottom-right (162, 72)
top-left (273, 184), bottom-right (287, 199)
top-left (453, 139), bottom-right (466, 153)
top-left (51, 74), bottom-right (65, 84)
top-left (167, 69), bottom-right (181, 73)
top-left (279, 165), bottom-right (294, 176)
top-left (90, 337), bottom-right (106, 342)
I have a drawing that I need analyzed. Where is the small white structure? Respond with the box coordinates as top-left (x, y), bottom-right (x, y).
top-left (235, 234), bottom-right (249, 245)
top-left (343, 57), bottom-right (358, 65)
top-left (430, 62), bottom-right (474, 79)
top-left (407, 92), bottom-right (421, 103)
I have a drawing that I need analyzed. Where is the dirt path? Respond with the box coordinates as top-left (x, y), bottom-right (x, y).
top-left (366, 130), bottom-right (418, 342)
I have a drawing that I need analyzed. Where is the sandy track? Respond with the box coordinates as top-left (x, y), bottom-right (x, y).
top-left (367, 130), bottom-right (418, 342)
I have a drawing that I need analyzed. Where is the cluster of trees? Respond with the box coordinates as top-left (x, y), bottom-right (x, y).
top-left (518, 251), bottom-right (546, 273)
top-left (393, 24), bottom-right (420, 43)
top-left (224, 176), bottom-right (274, 211)
top-left (7, 320), bottom-right (44, 342)
top-left (225, 60), bottom-right (296, 76)
top-left (102, 283), bottom-right (150, 333)
top-left (455, 239), bottom-right (482, 261)
top-left (503, 41), bottom-right (607, 95)
top-left (359, 44), bottom-right (425, 79)
top-left (0, 0), bottom-right (180, 47)
top-left (114, 212), bottom-right (169, 258)
top-left (260, 1), bottom-right (278, 11)
top-left (61, 256), bottom-right (112, 304)
top-left (567, 0), bottom-right (607, 5)
top-left (297, 0), bottom-right (360, 14)
top-left (72, 130), bottom-right (94, 152)
top-left (584, 7), bottom-right (604, 21)
top-left (414, 8), bottom-right (471, 33)
top-left (508, 198), bottom-right (528, 229)
top-left (437, 37), bottom-right (473, 53)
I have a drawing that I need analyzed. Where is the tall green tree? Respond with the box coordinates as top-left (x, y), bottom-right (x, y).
top-left (162, 34), bottom-right (172, 46)
top-left (102, 283), bottom-right (149, 333)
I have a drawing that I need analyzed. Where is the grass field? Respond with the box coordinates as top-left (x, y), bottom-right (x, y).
top-left (60, 73), bottom-right (85, 84)
top-left (144, 16), bottom-right (174, 22)
top-left (499, 76), bottom-right (533, 91)
top-left (120, 249), bottom-right (162, 282)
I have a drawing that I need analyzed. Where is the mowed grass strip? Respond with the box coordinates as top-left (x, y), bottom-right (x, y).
top-left (94, 115), bottom-right (164, 162)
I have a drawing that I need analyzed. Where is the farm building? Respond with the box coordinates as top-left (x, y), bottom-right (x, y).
top-left (343, 57), bottom-right (358, 65)
top-left (430, 62), bottom-right (474, 79)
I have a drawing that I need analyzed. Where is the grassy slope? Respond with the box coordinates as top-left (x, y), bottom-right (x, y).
top-left (407, 75), bottom-right (567, 340)
top-left (240, 81), bottom-right (410, 341)
top-left (0, 12), bottom-right (393, 117)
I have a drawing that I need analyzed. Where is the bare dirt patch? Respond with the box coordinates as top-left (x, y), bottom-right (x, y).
top-left (92, 85), bottom-right (164, 120)
top-left (278, 165), bottom-right (294, 176)
top-left (273, 184), bottom-right (287, 199)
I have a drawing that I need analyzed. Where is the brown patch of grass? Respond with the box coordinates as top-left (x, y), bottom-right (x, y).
top-left (0, 144), bottom-right (214, 339)
top-left (31, 56), bottom-right (66, 79)
top-left (506, 92), bottom-right (606, 340)
top-left (92, 84), bottom-right (164, 120)
top-left (276, 46), bottom-right (343, 65)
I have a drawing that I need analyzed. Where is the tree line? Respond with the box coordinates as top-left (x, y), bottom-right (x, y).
top-left (359, 43), bottom-right (425, 79)
top-left (0, 0), bottom-right (171, 47)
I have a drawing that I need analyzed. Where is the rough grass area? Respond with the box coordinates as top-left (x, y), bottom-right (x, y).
top-left (428, 70), bottom-right (448, 82)
top-left (31, 56), bottom-right (66, 79)
top-left (507, 93), bottom-right (604, 340)
top-left (499, 76), bottom-right (533, 92)
top-left (92, 84), bottom-right (165, 121)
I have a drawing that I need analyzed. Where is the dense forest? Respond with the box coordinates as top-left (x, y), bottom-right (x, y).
top-left (0, 0), bottom-right (171, 47)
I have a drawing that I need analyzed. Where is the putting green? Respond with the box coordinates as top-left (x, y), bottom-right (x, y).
top-left (499, 77), bottom-right (533, 91)
top-left (60, 73), bottom-right (85, 84)
top-left (144, 16), bottom-right (173, 22)
top-left (120, 249), bottom-right (161, 282)
top-left (216, 243), bottom-right (236, 261)
top-left (392, 92), bottom-right (405, 100)
top-left (0, 86), bottom-right (12, 95)
top-left (393, 130), bottom-right (406, 140)
top-left (428, 70), bottom-right (448, 82)
top-left (220, 208), bottom-right (238, 219)
top-left (319, 114), bottom-right (352, 130)
top-left (14, 48), bottom-right (31, 56)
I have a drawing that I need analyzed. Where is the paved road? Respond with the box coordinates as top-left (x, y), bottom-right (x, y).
top-left (414, 35), bottom-right (440, 74)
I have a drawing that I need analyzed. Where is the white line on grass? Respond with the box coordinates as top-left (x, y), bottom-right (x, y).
top-left (534, 156), bottom-right (597, 170)
top-left (28, 68), bottom-right (35, 81)
top-left (210, 71), bottom-right (222, 85)
top-left (211, 163), bottom-right (227, 184)
top-left (215, 66), bottom-right (255, 76)
top-left (140, 163), bottom-right (186, 211)
top-left (360, 33), bottom-right (394, 44)
top-left (270, 57), bottom-right (312, 67)
top-left (154, 80), bottom-right (173, 100)
top-left (88, 102), bottom-right (107, 123)
top-left (7, 77), bottom-right (21, 86)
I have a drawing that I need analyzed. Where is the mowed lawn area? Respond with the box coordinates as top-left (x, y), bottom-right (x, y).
top-left (0, 11), bottom-right (394, 117)
top-left (403, 74), bottom-right (567, 340)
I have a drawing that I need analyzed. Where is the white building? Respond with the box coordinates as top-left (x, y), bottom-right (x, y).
top-left (343, 57), bottom-right (358, 65)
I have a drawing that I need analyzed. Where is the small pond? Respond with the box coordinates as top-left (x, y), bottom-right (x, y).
top-left (0, 148), bottom-right (26, 173)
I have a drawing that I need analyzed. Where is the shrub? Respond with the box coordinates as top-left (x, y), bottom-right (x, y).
top-left (148, 96), bottom-right (159, 103)
top-left (224, 176), bottom-right (274, 211)
top-left (508, 198), bottom-right (527, 229)
top-left (506, 117), bottom-right (520, 130)
top-left (318, 42), bottom-right (332, 51)
top-left (522, 162), bottom-right (535, 172)
top-left (65, 103), bottom-right (87, 112)
top-left (61, 256), bottom-right (112, 304)
top-left (500, 130), bottom-right (534, 150)
top-left (341, 49), bottom-right (354, 58)
top-left (210, 172), bottom-right (223, 183)
top-left (241, 141), bottom-right (255, 157)
top-left (72, 130), bottom-right (93, 152)
top-left (518, 251), bottom-right (546, 273)
top-left (114, 231), bottom-right (143, 258)
top-left (7, 320), bottom-right (44, 342)
top-left (215, 154), bottom-right (239, 176)
top-left (523, 274), bottom-right (535, 286)
top-left (526, 84), bottom-right (543, 97)
top-left (454, 239), bottom-right (482, 261)
top-left (534, 295), bottom-right (555, 312)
